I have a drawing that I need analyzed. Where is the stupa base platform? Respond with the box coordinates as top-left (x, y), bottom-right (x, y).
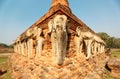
top-left (9, 52), bottom-right (109, 79)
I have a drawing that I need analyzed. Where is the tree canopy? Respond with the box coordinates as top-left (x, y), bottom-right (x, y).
top-left (0, 43), bottom-right (13, 48)
top-left (98, 32), bottom-right (120, 48)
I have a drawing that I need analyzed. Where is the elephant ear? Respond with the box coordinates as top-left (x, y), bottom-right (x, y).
top-left (15, 36), bottom-right (20, 43)
top-left (61, 15), bottom-right (67, 21)
top-left (76, 26), bottom-right (81, 37)
top-left (38, 28), bottom-right (42, 36)
top-left (48, 19), bottom-right (54, 33)
top-left (33, 26), bottom-right (38, 37)
top-left (26, 26), bottom-right (37, 37)
top-left (61, 15), bottom-right (68, 32)
top-left (26, 28), bottom-right (32, 37)
top-left (76, 26), bottom-right (79, 33)
top-left (66, 20), bottom-right (70, 31)
top-left (35, 27), bottom-right (42, 38)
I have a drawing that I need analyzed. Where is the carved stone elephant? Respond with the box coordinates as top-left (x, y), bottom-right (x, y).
top-left (26, 27), bottom-right (37, 37)
top-left (74, 27), bottom-right (83, 56)
top-left (75, 26), bottom-right (94, 59)
top-left (93, 35), bottom-right (106, 54)
top-left (36, 28), bottom-right (44, 56)
top-left (75, 26), bottom-right (106, 59)
top-left (48, 15), bottom-right (69, 65)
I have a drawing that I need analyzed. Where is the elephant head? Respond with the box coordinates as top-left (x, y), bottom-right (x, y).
top-left (26, 27), bottom-right (37, 37)
top-left (75, 26), bottom-right (94, 59)
top-left (48, 15), bottom-right (69, 65)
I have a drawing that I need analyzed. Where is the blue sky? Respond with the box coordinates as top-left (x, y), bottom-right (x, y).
top-left (0, 0), bottom-right (120, 45)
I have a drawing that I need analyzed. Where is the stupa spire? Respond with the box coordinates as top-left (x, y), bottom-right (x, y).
top-left (51, 0), bottom-right (69, 7)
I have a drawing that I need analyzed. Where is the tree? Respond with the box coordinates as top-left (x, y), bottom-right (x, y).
top-left (98, 32), bottom-right (110, 48)
top-left (98, 32), bottom-right (120, 48)
top-left (98, 32), bottom-right (110, 41)
top-left (9, 44), bottom-right (13, 48)
top-left (0, 43), bottom-right (9, 48)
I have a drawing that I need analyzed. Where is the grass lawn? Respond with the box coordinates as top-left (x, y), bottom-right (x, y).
top-left (0, 57), bottom-right (12, 79)
top-left (0, 48), bottom-right (12, 79)
top-left (111, 48), bottom-right (120, 59)
top-left (103, 70), bottom-right (119, 79)
top-left (0, 57), bottom-right (8, 63)
top-left (103, 48), bottom-right (120, 79)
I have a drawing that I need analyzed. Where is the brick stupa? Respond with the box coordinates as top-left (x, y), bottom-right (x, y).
top-left (9, 0), bottom-right (109, 79)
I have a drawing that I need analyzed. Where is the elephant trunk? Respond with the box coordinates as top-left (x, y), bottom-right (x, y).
top-left (56, 31), bottom-right (67, 65)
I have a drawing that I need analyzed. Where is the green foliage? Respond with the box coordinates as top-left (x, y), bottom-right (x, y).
top-left (0, 57), bottom-right (8, 63)
top-left (98, 32), bottom-right (110, 41)
top-left (98, 32), bottom-right (120, 48)
top-left (103, 70), bottom-right (118, 79)
top-left (0, 43), bottom-right (9, 48)
top-left (111, 48), bottom-right (120, 59)
top-left (8, 44), bottom-right (13, 48)
top-left (0, 43), bottom-right (13, 48)
top-left (103, 48), bottom-right (120, 79)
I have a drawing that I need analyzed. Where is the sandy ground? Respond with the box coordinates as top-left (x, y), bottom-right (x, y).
top-left (0, 53), bottom-right (12, 57)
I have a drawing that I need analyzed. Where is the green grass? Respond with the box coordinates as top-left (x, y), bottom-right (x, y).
top-left (111, 48), bottom-right (120, 59)
top-left (103, 70), bottom-right (119, 79)
top-left (0, 57), bottom-right (12, 79)
top-left (0, 48), bottom-right (13, 79)
top-left (111, 51), bottom-right (120, 59)
top-left (0, 57), bottom-right (8, 63)
top-left (103, 48), bottom-right (120, 79)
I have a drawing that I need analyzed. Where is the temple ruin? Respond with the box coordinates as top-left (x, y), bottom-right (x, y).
top-left (9, 0), bottom-right (109, 79)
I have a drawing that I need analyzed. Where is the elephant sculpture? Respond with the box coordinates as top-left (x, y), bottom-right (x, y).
top-left (26, 27), bottom-right (37, 37)
top-left (36, 28), bottom-right (45, 56)
top-left (48, 15), bottom-right (69, 65)
top-left (75, 26), bottom-right (94, 59)
top-left (74, 27), bottom-right (84, 56)
top-left (75, 26), bottom-right (106, 59)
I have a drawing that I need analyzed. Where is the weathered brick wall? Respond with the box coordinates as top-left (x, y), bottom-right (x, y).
top-left (10, 28), bottom-right (108, 79)
top-left (38, 28), bottom-right (76, 56)
top-left (9, 50), bottom-right (109, 79)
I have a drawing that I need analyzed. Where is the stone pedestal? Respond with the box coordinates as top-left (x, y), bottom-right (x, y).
top-left (9, 52), bottom-right (108, 79)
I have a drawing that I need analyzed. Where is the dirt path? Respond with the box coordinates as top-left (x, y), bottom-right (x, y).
top-left (0, 53), bottom-right (12, 57)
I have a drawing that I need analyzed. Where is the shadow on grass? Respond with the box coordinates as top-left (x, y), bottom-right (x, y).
top-left (103, 48), bottom-right (120, 79)
top-left (0, 57), bottom-right (12, 79)
top-left (0, 70), bottom-right (7, 76)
